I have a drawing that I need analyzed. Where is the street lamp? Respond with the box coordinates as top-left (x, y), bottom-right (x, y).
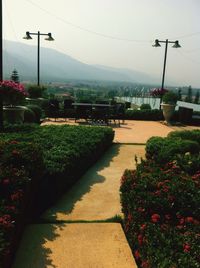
top-left (153, 39), bottom-right (181, 90)
top-left (23, 31), bottom-right (54, 86)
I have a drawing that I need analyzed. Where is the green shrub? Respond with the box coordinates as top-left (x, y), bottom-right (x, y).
top-left (120, 160), bottom-right (200, 268)
top-left (168, 129), bottom-right (200, 145)
top-left (162, 91), bottom-right (179, 104)
top-left (140, 104), bottom-right (151, 110)
top-left (0, 125), bottom-right (114, 266)
top-left (125, 109), bottom-right (163, 121)
top-left (146, 136), bottom-right (200, 163)
top-left (1, 123), bottom-right (39, 133)
top-left (27, 85), bottom-right (47, 98)
top-left (0, 140), bottom-right (43, 267)
top-left (26, 104), bottom-right (42, 123)
top-left (24, 108), bottom-right (36, 123)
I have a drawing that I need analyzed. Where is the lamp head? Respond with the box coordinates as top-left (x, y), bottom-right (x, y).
top-left (152, 39), bottom-right (161, 47)
top-left (23, 31), bottom-right (32, 40)
top-left (45, 33), bottom-right (54, 41)
top-left (172, 40), bottom-right (181, 48)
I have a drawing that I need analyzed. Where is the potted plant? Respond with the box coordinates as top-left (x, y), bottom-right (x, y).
top-left (150, 88), bottom-right (169, 110)
top-left (161, 91), bottom-right (179, 124)
top-left (0, 80), bottom-right (28, 123)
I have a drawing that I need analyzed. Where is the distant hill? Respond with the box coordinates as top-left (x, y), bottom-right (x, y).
top-left (3, 40), bottom-right (159, 84)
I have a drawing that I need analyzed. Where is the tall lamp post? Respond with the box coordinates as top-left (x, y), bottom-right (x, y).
top-left (23, 31), bottom-right (54, 86)
top-left (153, 39), bottom-right (181, 90)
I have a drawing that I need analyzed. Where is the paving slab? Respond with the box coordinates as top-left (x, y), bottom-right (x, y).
top-left (42, 144), bottom-right (145, 221)
top-left (12, 223), bottom-right (137, 268)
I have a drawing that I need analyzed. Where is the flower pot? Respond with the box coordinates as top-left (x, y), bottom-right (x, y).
top-left (3, 106), bottom-right (26, 124)
top-left (161, 103), bottom-right (176, 124)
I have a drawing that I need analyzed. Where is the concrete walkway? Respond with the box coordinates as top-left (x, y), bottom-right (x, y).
top-left (42, 144), bottom-right (145, 222)
top-left (13, 144), bottom-right (143, 268)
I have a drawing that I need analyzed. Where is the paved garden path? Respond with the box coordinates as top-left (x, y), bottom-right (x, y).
top-left (42, 144), bottom-right (145, 221)
top-left (12, 144), bottom-right (145, 268)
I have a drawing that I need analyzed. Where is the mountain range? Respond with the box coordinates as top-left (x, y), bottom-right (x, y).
top-left (3, 40), bottom-right (159, 84)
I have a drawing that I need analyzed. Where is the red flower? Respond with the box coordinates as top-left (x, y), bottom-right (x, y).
top-left (2, 178), bottom-right (10, 185)
top-left (134, 250), bottom-right (140, 260)
top-left (151, 213), bottom-right (160, 223)
top-left (10, 140), bottom-right (19, 144)
top-left (183, 243), bottom-right (191, 253)
top-left (185, 217), bottom-right (194, 223)
top-left (138, 234), bottom-right (144, 246)
top-left (12, 150), bottom-right (20, 156)
top-left (140, 224), bottom-right (146, 231)
top-left (138, 207), bottom-right (145, 213)
top-left (141, 260), bottom-right (150, 268)
top-left (10, 190), bottom-right (23, 201)
top-left (127, 213), bottom-right (133, 222)
top-left (165, 214), bottom-right (171, 220)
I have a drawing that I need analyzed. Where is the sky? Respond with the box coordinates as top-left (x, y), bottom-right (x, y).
top-left (3, 0), bottom-right (200, 87)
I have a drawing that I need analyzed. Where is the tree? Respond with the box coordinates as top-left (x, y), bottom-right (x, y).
top-left (184, 85), bottom-right (192, 103)
top-left (194, 91), bottom-right (199, 104)
top-left (10, 69), bottom-right (20, 83)
top-left (178, 88), bottom-right (182, 101)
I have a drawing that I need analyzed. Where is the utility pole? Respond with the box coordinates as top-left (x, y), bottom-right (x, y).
top-left (0, 0), bottom-right (3, 129)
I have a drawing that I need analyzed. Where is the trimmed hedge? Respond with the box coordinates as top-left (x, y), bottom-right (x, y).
top-left (0, 124), bottom-right (114, 267)
top-left (168, 129), bottom-right (200, 145)
top-left (0, 141), bottom-right (43, 268)
top-left (146, 136), bottom-right (200, 164)
top-left (0, 124), bottom-right (114, 214)
top-left (125, 109), bottom-right (163, 121)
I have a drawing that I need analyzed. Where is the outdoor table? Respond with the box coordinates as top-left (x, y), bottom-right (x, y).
top-left (72, 103), bottom-right (112, 124)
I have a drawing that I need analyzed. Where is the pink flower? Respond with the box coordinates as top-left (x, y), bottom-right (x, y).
top-left (150, 88), bottom-right (169, 97)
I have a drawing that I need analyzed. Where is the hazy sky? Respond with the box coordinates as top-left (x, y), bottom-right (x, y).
top-left (3, 0), bottom-right (200, 87)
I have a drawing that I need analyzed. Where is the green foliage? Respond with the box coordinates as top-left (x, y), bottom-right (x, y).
top-left (162, 91), bottom-right (179, 104)
top-left (27, 85), bottom-right (47, 98)
top-left (120, 159), bottom-right (200, 268)
top-left (1, 125), bottom-right (114, 176)
top-left (168, 130), bottom-right (200, 145)
top-left (184, 86), bottom-right (193, 103)
top-left (140, 104), bottom-right (151, 110)
top-left (194, 91), bottom-right (199, 104)
top-left (0, 140), bottom-right (43, 266)
top-left (24, 108), bottom-right (36, 123)
top-left (146, 136), bottom-right (200, 164)
top-left (26, 104), bottom-right (42, 123)
top-left (125, 109), bottom-right (163, 121)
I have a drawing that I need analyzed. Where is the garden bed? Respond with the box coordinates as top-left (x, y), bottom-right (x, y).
top-left (0, 123), bottom-right (114, 267)
top-left (120, 130), bottom-right (200, 268)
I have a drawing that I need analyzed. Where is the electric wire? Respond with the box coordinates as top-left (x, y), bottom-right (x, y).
top-left (24, 0), bottom-right (152, 43)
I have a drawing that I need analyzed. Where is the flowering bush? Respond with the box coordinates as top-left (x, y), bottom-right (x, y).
top-left (0, 80), bottom-right (28, 105)
top-left (0, 140), bottom-right (43, 267)
top-left (150, 88), bottom-right (168, 98)
top-left (120, 160), bottom-right (200, 267)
